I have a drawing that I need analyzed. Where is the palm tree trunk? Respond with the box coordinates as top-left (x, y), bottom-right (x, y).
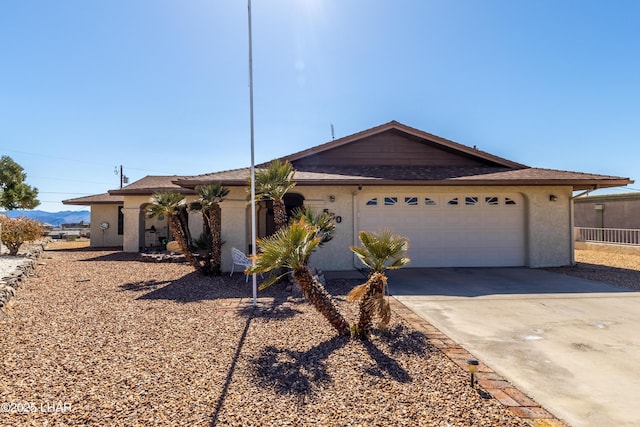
top-left (210, 204), bottom-right (222, 276)
top-left (198, 208), bottom-right (214, 276)
top-left (168, 213), bottom-right (202, 274)
top-left (357, 272), bottom-right (387, 337)
top-left (177, 205), bottom-right (193, 248)
top-left (293, 268), bottom-right (350, 336)
top-left (273, 199), bottom-right (288, 231)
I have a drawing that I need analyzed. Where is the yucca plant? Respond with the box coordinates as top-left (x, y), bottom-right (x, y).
top-left (247, 218), bottom-right (350, 336)
top-left (348, 229), bottom-right (410, 339)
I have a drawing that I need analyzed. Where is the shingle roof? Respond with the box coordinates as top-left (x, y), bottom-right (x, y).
top-left (62, 193), bottom-right (124, 206)
top-left (108, 176), bottom-right (195, 195)
top-left (174, 165), bottom-right (631, 190)
top-left (173, 121), bottom-right (632, 191)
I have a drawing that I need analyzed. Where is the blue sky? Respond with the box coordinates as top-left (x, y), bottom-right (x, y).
top-left (1, 1), bottom-right (639, 212)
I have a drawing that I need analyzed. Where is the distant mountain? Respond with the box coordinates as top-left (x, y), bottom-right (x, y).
top-left (0, 210), bottom-right (91, 226)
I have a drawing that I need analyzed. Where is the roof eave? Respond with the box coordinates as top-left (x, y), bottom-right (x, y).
top-left (108, 188), bottom-right (196, 196)
top-left (274, 178), bottom-right (633, 190)
top-left (173, 179), bottom-right (248, 189)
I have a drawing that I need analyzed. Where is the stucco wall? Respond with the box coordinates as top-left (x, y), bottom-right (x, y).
top-left (119, 184), bottom-right (575, 269)
top-left (89, 204), bottom-right (123, 247)
top-left (291, 186), bottom-right (355, 271)
top-left (575, 196), bottom-right (640, 229)
top-left (219, 188), bottom-right (250, 272)
top-left (525, 186), bottom-right (573, 267)
top-left (297, 185), bottom-right (574, 270)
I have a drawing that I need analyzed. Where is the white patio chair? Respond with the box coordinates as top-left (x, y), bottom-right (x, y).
top-left (230, 247), bottom-right (262, 282)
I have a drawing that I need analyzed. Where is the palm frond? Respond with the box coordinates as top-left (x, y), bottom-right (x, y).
top-left (291, 206), bottom-right (336, 245)
top-left (248, 218), bottom-right (321, 273)
top-left (146, 192), bottom-right (185, 218)
top-left (362, 292), bottom-right (391, 327)
top-left (251, 160), bottom-right (296, 201)
top-left (346, 283), bottom-right (369, 302)
top-left (257, 271), bottom-right (291, 291)
top-left (351, 229), bottom-right (410, 272)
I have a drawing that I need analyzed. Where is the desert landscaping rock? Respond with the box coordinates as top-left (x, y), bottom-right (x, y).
top-left (1, 244), bottom-right (635, 425)
top-left (547, 247), bottom-right (640, 291)
top-left (1, 243), bottom-right (530, 426)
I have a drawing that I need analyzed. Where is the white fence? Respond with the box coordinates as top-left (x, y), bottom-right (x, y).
top-left (575, 227), bottom-right (640, 246)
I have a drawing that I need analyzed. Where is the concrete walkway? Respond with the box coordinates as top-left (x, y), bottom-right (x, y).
top-left (385, 267), bottom-right (640, 427)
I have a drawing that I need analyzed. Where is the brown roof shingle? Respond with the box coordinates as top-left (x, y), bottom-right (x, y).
top-left (109, 176), bottom-right (195, 195)
top-left (62, 193), bottom-right (124, 206)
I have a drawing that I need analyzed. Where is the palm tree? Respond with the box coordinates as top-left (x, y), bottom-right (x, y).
top-left (189, 183), bottom-right (230, 276)
top-left (291, 206), bottom-right (335, 265)
top-left (291, 206), bottom-right (335, 245)
top-left (146, 191), bottom-right (201, 273)
top-left (252, 160), bottom-right (296, 232)
top-left (247, 218), bottom-right (350, 337)
top-left (347, 229), bottom-right (410, 339)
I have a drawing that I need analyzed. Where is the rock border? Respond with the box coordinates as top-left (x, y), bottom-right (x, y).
top-left (0, 241), bottom-right (46, 319)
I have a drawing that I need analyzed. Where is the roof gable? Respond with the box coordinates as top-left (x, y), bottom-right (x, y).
top-left (280, 121), bottom-right (527, 169)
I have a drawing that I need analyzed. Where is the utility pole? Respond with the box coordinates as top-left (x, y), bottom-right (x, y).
top-left (115, 165), bottom-right (129, 189)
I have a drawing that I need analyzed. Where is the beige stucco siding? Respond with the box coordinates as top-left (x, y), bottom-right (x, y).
top-left (120, 184), bottom-right (575, 269)
top-left (219, 188), bottom-right (250, 272)
top-left (575, 196), bottom-right (640, 229)
top-left (296, 185), bottom-right (574, 270)
top-left (524, 186), bottom-right (573, 267)
top-left (293, 186), bottom-right (356, 271)
top-left (89, 204), bottom-right (123, 247)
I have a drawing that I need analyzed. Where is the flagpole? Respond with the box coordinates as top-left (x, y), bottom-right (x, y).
top-left (248, 0), bottom-right (257, 307)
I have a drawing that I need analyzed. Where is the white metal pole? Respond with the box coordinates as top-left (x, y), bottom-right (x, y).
top-left (248, 0), bottom-right (257, 307)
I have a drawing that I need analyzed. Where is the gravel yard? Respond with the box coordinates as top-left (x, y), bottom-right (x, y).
top-left (546, 248), bottom-right (640, 291)
top-left (1, 243), bottom-right (527, 426)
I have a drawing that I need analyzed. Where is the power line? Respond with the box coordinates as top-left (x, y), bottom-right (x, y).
top-left (38, 191), bottom-right (93, 195)
top-left (1, 148), bottom-right (174, 175)
top-left (28, 175), bottom-right (113, 185)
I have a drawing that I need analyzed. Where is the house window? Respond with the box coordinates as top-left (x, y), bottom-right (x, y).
top-left (384, 197), bottom-right (398, 206)
top-left (485, 196), bottom-right (499, 205)
top-left (505, 197), bottom-right (517, 205)
top-left (465, 196), bottom-right (479, 206)
top-left (447, 197), bottom-right (459, 206)
top-left (366, 197), bottom-right (378, 206)
top-left (117, 206), bottom-right (124, 235)
top-left (404, 197), bottom-right (418, 206)
top-left (425, 197), bottom-right (437, 206)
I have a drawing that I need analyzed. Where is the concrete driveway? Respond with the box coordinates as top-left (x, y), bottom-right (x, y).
top-left (385, 267), bottom-right (640, 427)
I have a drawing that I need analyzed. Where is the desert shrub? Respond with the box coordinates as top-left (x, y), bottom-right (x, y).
top-left (0, 215), bottom-right (44, 256)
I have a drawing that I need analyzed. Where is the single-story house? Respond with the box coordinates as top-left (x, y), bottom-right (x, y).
top-left (64, 121), bottom-right (632, 270)
top-left (574, 192), bottom-right (640, 229)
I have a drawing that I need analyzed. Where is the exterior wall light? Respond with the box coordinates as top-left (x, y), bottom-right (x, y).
top-left (329, 195), bottom-right (336, 202)
top-left (549, 195), bottom-right (558, 202)
top-left (467, 358), bottom-right (479, 387)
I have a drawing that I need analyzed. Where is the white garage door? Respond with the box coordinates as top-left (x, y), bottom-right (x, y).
top-left (357, 193), bottom-right (525, 267)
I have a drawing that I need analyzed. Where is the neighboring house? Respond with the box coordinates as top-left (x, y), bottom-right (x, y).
top-left (574, 193), bottom-right (640, 229)
top-left (64, 121), bottom-right (632, 270)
